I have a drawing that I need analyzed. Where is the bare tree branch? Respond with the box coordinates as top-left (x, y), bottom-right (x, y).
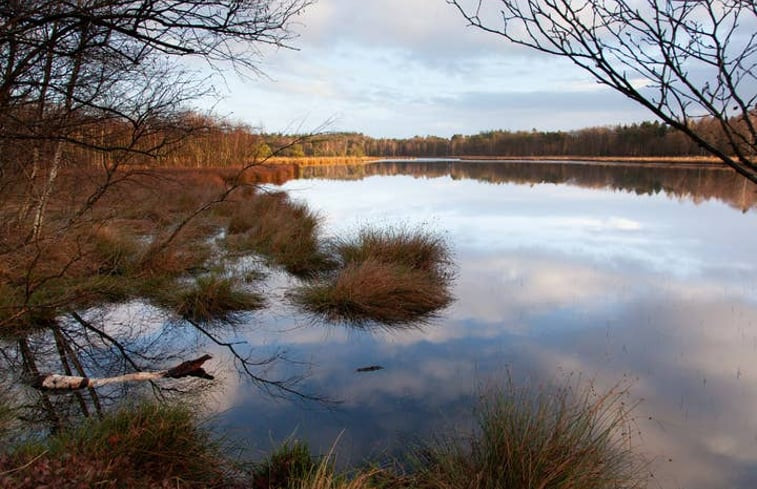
top-left (449, 0), bottom-right (757, 183)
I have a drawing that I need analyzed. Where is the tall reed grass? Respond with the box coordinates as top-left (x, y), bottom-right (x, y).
top-left (412, 380), bottom-right (646, 489)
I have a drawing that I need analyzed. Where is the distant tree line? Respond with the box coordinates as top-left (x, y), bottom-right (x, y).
top-left (263, 118), bottom-right (736, 159)
top-left (45, 114), bottom-right (740, 169)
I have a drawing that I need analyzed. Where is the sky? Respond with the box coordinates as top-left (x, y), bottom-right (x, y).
top-left (204, 0), bottom-right (653, 138)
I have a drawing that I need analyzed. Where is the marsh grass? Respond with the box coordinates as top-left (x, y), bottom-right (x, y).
top-left (90, 225), bottom-right (144, 276)
top-left (225, 191), bottom-right (334, 278)
top-left (251, 440), bottom-right (318, 489)
top-left (294, 456), bottom-right (379, 489)
top-left (292, 259), bottom-right (452, 325)
top-left (291, 227), bottom-right (454, 326)
top-left (0, 380), bottom-right (645, 489)
top-left (335, 227), bottom-right (452, 278)
top-left (163, 274), bottom-right (265, 322)
top-left (0, 403), bottom-right (233, 488)
top-left (411, 380), bottom-right (646, 489)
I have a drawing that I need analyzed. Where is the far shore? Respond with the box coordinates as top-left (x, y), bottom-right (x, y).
top-left (261, 154), bottom-right (731, 168)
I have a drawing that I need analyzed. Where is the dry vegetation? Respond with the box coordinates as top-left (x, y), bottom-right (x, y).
top-left (0, 403), bottom-right (236, 489)
top-left (291, 228), bottom-right (454, 326)
top-left (1, 166), bottom-right (455, 333)
top-left (224, 191), bottom-right (335, 278)
top-left (0, 167), bottom-right (292, 331)
top-left (0, 380), bottom-right (646, 489)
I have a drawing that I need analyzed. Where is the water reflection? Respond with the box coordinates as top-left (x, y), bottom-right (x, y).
top-left (3, 160), bottom-right (756, 488)
top-left (300, 160), bottom-right (757, 212)
top-left (219, 161), bottom-right (757, 488)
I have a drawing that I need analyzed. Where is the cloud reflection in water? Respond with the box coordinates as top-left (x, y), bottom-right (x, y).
top-left (218, 162), bottom-right (757, 488)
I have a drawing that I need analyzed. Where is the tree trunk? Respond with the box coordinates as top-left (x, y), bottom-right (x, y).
top-left (32, 355), bottom-right (214, 391)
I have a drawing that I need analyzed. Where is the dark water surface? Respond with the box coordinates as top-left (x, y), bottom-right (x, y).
top-left (208, 160), bottom-right (757, 488)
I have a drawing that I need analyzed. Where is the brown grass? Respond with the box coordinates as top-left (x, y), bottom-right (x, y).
top-left (334, 227), bottom-right (452, 278)
top-left (291, 260), bottom-right (452, 326)
top-left (162, 274), bottom-right (265, 322)
top-left (224, 191), bottom-right (334, 278)
top-left (0, 403), bottom-right (237, 489)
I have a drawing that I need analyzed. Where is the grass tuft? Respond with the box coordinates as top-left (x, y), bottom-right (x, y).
top-left (292, 259), bottom-right (452, 325)
top-left (251, 440), bottom-right (318, 489)
top-left (0, 403), bottom-right (232, 488)
top-left (163, 274), bottom-right (265, 322)
top-left (412, 380), bottom-right (646, 489)
top-left (291, 226), bottom-right (454, 326)
top-left (335, 227), bottom-right (452, 278)
top-left (225, 191), bottom-right (335, 278)
top-left (90, 226), bottom-right (143, 276)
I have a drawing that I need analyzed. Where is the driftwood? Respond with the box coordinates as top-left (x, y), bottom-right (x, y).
top-left (31, 355), bottom-right (214, 391)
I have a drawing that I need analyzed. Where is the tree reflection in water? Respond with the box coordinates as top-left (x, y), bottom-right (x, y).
top-left (0, 301), bottom-right (330, 436)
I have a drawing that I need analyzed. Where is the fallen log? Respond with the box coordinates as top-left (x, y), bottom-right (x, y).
top-left (31, 355), bottom-right (214, 391)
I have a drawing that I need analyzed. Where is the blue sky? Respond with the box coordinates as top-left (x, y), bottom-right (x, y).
top-left (206, 0), bottom-right (653, 138)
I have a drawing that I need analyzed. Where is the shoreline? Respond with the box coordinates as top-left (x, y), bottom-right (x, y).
top-left (262, 155), bottom-right (730, 168)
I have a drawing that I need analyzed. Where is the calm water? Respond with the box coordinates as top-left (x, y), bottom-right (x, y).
top-left (206, 160), bottom-right (757, 489)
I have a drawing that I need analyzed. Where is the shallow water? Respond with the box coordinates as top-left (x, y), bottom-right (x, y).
top-left (208, 160), bottom-right (757, 488)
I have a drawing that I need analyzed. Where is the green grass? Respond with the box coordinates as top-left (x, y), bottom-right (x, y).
top-left (411, 380), bottom-right (646, 489)
top-left (251, 440), bottom-right (318, 489)
top-left (291, 226), bottom-right (454, 326)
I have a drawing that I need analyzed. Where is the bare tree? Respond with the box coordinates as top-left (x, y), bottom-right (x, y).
top-left (1, 0), bottom-right (313, 236)
top-left (449, 0), bottom-right (757, 183)
top-left (0, 1), bottom-right (321, 418)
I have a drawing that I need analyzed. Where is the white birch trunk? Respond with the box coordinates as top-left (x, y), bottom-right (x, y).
top-left (33, 355), bottom-right (213, 391)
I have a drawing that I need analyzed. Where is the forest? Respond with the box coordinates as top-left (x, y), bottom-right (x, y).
top-left (146, 115), bottom-right (723, 167)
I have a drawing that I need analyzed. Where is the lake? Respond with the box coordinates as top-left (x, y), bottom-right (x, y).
top-left (4, 159), bottom-right (755, 488)
top-left (208, 160), bottom-right (757, 489)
